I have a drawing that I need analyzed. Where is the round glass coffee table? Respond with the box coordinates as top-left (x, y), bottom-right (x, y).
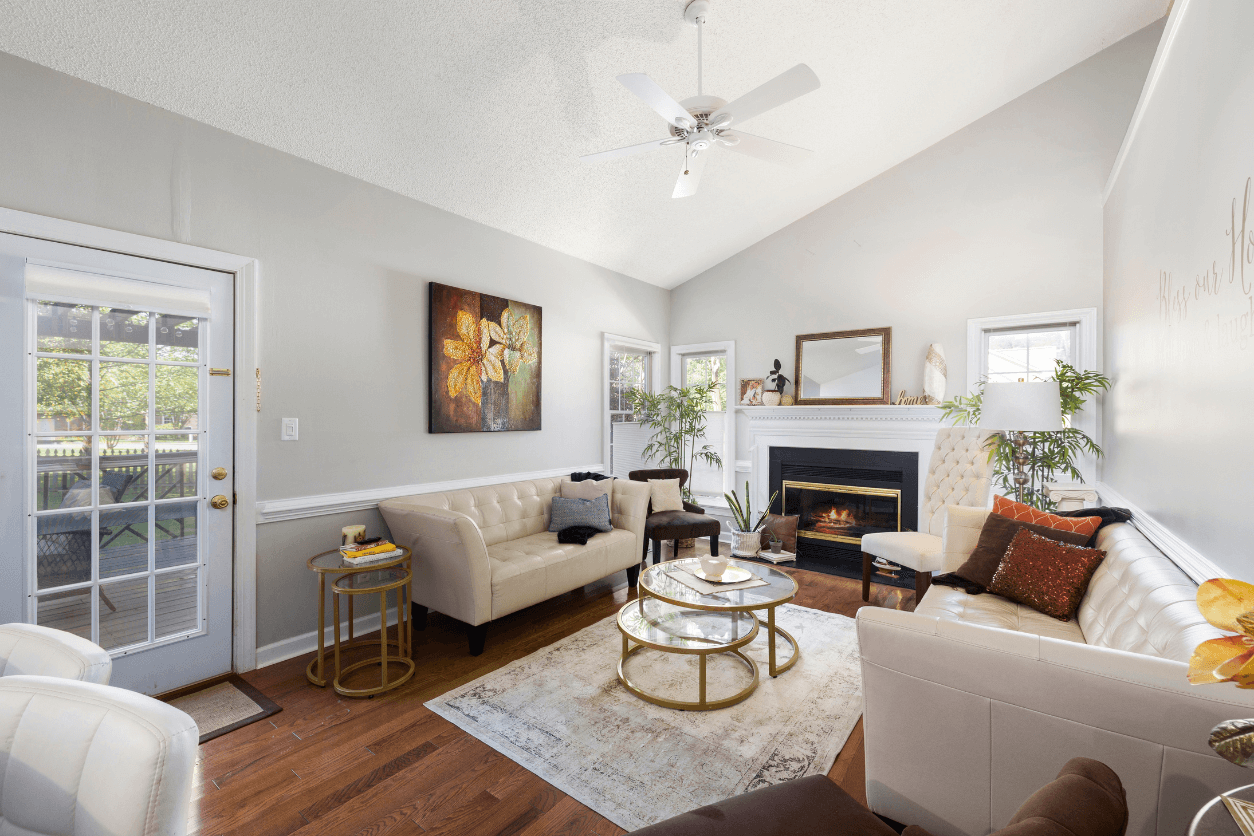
top-left (640, 558), bottom-right (800, 677)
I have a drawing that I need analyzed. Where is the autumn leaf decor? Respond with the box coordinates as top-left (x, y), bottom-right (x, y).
top-left (443, 308), bottom-right (538, 405)
top-left (1189, 579), bottom-right (1254, 767)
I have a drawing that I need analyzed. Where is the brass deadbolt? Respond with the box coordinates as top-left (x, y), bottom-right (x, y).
top-left (211, 467), bottom-right (228, 480)
top-left (210, 495), bottom-right (230, 510)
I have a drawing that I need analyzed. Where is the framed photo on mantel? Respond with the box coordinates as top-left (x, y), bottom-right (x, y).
top-left (429, 282), bottom-right (542, 433)
top-left (794, 327), bottom-right (892, 405)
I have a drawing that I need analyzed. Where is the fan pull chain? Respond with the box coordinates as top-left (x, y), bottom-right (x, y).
top-left (683, 143), bottom-right (690, 176)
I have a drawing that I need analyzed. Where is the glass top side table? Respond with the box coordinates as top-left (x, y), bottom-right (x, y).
top-left (331, 566), bottom-right (414, 698)
top-left (305, 546), bottom-right (411, 687)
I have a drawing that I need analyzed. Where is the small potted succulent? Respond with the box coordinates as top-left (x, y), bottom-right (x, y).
top-left (764, 359), bottom-right (789, 406)
top-left (766, 529), bottom-right (783, 554)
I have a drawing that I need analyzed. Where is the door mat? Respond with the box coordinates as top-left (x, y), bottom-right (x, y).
top-left (167, 674), bottom-right (282, 744)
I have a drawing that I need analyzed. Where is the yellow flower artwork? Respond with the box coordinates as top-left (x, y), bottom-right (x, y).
top-left (488, 308), bottom-right (537, 375)
top-left (443, 309), bottom-right (504, 406)
top-left (1189, 578), bottom-right (1254, 687)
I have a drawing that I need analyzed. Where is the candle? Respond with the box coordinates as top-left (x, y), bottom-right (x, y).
top-left (341, 524), bottom-right (366, 546)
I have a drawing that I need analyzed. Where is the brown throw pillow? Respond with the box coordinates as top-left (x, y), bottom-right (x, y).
top-left (988, 529), bottom-right (1107, 621)
top-left (759, 514), bottom-right (799, 552)
top-left (954, 513), bottom-right (1092, 589)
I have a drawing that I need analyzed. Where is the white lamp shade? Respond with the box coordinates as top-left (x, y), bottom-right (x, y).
top-left (979, 381), bottom-right (1063, 431)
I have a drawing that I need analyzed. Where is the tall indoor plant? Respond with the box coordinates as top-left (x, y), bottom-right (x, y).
top-left (624, 379), bottom-right (723, 499)
top-left (939, 361), bottom-right (1110, 510)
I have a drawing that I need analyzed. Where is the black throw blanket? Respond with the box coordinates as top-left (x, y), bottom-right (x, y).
top-left (558, 525), bottom-right (602, 545)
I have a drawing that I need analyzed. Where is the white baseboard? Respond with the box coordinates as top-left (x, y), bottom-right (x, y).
top-left (1096, 481), bottom-right (1225, 584)
top-left (255, 463), bottom-right (605, 523)
top-left (255, 605), bottom-right (401, 669)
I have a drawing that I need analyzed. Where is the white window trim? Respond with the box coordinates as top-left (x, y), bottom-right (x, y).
top-left (670, 341), bottom-right (736, 498)
top-left (602, 333), bottom-right (662, 479)
top-left (0, 206), bottom-right (261, 673)
top-left (966, 307), bottom-right (1099, 483)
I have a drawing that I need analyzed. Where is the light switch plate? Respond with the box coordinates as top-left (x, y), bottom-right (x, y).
top-left (281, 417), bottom-right (299, 441)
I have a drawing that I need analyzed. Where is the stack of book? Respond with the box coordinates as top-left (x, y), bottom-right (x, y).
top-left (340, 539), bottom-right (402, 565)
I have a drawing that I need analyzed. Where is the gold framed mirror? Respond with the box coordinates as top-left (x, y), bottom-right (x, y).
top-left (794, 327), bottom-right (892, 405)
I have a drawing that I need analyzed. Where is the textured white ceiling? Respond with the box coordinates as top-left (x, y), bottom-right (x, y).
top-left (0, 1), bottom-right (1164, 288)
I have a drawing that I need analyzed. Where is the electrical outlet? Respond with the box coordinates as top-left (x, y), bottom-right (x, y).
top-left (281, 418), bottom-right (299, 441)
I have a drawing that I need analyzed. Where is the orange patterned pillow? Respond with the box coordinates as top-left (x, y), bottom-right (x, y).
top-left (991, 495), bottom-right (1101, 538)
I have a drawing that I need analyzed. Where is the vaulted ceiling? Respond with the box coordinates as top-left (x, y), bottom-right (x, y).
top-left (0, 1), bottom-right (1164, 288)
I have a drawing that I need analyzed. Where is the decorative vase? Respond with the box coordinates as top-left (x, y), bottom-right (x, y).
top-left (762, 390), bottom-right (782, 406)
top-left (770, 540), bottom-right (782, 554)
top-left (731, 530), bottom-right (760, 557)
top-left (699, 554), bottom-right (729, 578)
top-left (780, 394), bottom-right (795, 406)
top-left (923, 343), bottom-right (947, 405)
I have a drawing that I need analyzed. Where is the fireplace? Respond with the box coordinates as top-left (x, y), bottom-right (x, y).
top-left (768, 446), bottom-right (919, 586)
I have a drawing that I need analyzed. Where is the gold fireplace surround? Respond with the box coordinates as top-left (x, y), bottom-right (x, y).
top-left (783, 481), bottom-right (901, 545)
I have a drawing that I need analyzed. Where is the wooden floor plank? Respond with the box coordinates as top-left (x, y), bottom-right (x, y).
top-left (190, 542), bottom-right (914, 835)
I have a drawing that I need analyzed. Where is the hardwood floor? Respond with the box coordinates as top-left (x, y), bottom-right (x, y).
top-left (190, 545), bottom-right (915, 836)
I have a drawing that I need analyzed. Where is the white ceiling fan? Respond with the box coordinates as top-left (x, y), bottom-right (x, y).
top-left (581, 0), bottom-right (820, 199)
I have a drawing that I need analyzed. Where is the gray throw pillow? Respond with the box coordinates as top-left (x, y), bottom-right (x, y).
top-left (549, 494), bottom-right (612, 533)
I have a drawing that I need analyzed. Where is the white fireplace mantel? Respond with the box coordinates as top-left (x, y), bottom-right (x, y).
top-left (741, 405), bottom-right (945, 514)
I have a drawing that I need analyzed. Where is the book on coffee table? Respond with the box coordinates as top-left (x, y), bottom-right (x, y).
top-left (758, 550), bottom-right (796, 564)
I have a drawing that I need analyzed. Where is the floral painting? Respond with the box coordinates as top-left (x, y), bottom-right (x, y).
top-left (429, 282), bottom-right (542, 433)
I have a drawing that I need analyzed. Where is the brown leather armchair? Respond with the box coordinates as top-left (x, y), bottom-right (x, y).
top-left (628, 468), bottom-right (723, 565)
top-left (631, 757), bottom-right (1127, 836)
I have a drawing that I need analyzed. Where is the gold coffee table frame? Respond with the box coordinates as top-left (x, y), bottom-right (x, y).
top-left (305, 547), bottom-right (411, 687)
top-left (639, 558), bottom-right (801, 678)
top-left (331, 566), bottom-right (415, 697)
top-left (617, 597), bottom-right (761, 711)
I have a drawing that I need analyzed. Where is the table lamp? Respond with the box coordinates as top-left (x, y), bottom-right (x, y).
top-left (978, 381), bottom-right (1063, 504)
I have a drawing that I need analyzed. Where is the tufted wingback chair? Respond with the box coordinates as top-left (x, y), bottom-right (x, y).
top-left (0, 675), bottom-right (198, 836)
top-left (860, 428), bottom-right (993, 602)
top-left (0, 623), bottom-right (111, 684)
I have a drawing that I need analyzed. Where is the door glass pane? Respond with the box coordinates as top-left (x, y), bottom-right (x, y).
top-left (36, 512), bottom-right (93, 589)
top-left (156, 571), bottom-right (199, 638)
top-left (36, 436), bottom-right (91, 511)
top-left (100, 436), bottom-right (149, 503)
top-left (155, 504), bottom-right (197, 569)
top-left (99, 506), bottom-right (149, 579)
top-left (156, 365), bottom-right (198, 430)
top-left (37, 594), bottom-right (92, 640)
top-left (36, 301), bottom-right (92, 355)
top-left (98, 576), bottom-right (149, 651)
top-left (100, 308), bottom-right (149, 359)
top-left (37, 357), bottom-right (92, 431)
top-left (99, 361), bottom-right (149, 430)
top-left (155, 314), bottom-right (199, 361)
top-left (155, 434), bottom-right (198, 499)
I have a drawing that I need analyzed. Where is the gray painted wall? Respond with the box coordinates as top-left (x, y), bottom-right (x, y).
top-left (670, 21), bottom-right (1163, 461)
top-left (1103, 1), bottom-right (1254, 575)
top-left (0, 52), bottom-right (670, 648)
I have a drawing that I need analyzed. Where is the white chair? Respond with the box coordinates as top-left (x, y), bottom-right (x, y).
top-left (0, 623), bottom-right (112, 684)
top-left (0, 675), bottom-right (198, 836)
top-left (860, 428), bottom-right (993, 601)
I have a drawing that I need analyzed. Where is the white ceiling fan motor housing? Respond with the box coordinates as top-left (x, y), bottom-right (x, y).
top-left (683, 0), bottom-right (711, 26)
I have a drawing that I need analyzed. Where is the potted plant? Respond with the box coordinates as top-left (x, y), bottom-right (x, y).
top-left (724, 482), bottom-right (779, 557)
top-left (764, 359), bottom-right (789, 406)
top-left (624, 379), bottom-right (723, 502)
top-left (939, 361), bottom-right (1110, 510)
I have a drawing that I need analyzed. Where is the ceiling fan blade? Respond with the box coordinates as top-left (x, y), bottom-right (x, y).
top-left (720, 131), bottom-right (814, 166)
top-left (711, 64), bottom-right (820, 125)
top-left (580, 137), bottom-right (678, 164)
top-left (672, 148), bottom-right (708, 199)
top-left (617, 73), bottom-right (696, 128)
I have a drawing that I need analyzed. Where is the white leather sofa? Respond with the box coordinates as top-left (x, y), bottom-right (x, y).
top-left (381, 476), bottom-right (650, 655)
top-left (857, 507), bottom-right (1252, 836)
top-left (0, 675), bottom-right (198, 836)
top-left (0, 623), bottom-right (112, 684)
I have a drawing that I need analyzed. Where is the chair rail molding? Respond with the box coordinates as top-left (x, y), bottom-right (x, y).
top-left (1096, 480), bottom-right (1225, 585)
top-left (743, 405), bottom-right (944, 514)
top-left (256, 463), bottom-right (605, 523)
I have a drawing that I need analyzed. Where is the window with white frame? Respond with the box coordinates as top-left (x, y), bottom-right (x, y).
top-left (681, 351), bottom-right (727, 499)
top-left (982, 322), bottom-right (1078, 383)
top-left (605, 338), bottom-right (657, 478)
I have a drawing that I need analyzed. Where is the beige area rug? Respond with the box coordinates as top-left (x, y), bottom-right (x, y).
top-left (167, 675), bottom-right (282, 744)
top-left (426, 604), bottom-right (862, 831)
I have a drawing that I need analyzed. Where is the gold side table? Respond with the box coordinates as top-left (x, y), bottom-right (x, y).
top-left (331, 566), bottom-right (415, 698)
top-left (305, 547), bottom-right (411, 687)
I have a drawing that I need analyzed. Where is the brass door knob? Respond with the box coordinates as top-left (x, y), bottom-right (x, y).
top-left (210, 495), bottom-right (230, 510)
top-left (211, 467), bottom-right (228, 480)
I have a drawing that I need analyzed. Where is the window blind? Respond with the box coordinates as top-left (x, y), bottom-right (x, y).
top-left (26, 262), bottom-right (212, 317)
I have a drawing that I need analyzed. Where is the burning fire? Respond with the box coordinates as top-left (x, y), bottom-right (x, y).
top-left (812, 506), bottom-right (861, 532)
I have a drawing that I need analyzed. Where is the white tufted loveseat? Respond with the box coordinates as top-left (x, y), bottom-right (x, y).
top-left (380, 476), bottom-right (650, 655)
top-left (857, 507), bottom-right (1253, 836)
top-left (860, 428), bottom-right (994, 601)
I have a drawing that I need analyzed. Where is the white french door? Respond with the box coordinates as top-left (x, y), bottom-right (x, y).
top-left (0, 232), bottom-right (234, 694)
